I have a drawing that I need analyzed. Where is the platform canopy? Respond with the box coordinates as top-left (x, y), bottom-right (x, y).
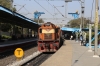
top-left (0, 5), bottom-right (40, 31)
top-left (61, 27), bottom-right (80, 32)
top-left (61, 27), bottom-right (100, 32)
top-left (82, 28), bottom-right (100, 32)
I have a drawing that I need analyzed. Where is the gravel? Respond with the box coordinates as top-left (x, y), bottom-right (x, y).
top-left (0, 45), bottom-right (38, 66)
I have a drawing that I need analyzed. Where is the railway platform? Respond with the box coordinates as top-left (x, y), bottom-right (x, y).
top-left (0, 38), bottom-right (37, 53)
top-left (40, 40), bottom-right (100, 66)
top-left (0, 38), bottom-right (37, 45)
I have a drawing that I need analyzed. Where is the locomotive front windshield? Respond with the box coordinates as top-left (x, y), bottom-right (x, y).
top-left (41, 29), bottom-right (55, 33)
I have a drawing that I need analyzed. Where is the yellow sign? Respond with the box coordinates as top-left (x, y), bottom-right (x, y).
top-left (14, 48), bottom-right (24, 58)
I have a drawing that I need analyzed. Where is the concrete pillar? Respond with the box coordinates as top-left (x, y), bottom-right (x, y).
top-left (28, 29), bottom-right (30, 38)
top-left (12, 25), bottom-right (15, 35)
top-left (12, 25), bottom-right (16, 40)
top-left (0, 22), bottom-right (1, 41)
top-left (34, 31), bottom-right (35, 38)
top-left (23, 28), bottom-right (28, 39)
top-left (28, 28), bottom-right (30, 38)
top-left (31, 30), bottom-right (34, 37)
top-left (21, 27), bottom-right (23, 39)
top-left (30, 29), bottom-right (32, 38)
top-left (22, 27), bottom-right (23, 35)
top-left (0, 30), bottom-right (1, 41)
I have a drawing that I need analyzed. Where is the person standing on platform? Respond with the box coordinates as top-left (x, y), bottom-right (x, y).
top-left (70, 35), bottom-right (73, 40)
top-left (80, 35), bottom-right (83, 45)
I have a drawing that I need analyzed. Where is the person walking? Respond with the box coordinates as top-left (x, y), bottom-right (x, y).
top-left (80, 35), bottom-right (83, 46)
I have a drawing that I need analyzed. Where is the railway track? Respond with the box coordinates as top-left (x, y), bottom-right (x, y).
top-left (22, 52), bottom-right (54, 66)
top-left (7, 51), bottom-right (54, 66)
top-left (0, 39), bottom-right (38, 66)
top-left (0, 38), bottom-right (37, 53)
top-left (0, 41), bottom-right (37, 59)
top-left (2, 38), bottom-right (62, 66)
top-left (0, 45), bottom-right (38, 66)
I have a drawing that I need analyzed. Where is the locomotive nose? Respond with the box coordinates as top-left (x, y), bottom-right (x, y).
top-left (38, 22), bottom-right (62, 52)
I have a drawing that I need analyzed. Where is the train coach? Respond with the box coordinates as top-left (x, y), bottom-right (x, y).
top-left (37, 22), bottom-right (63, 52)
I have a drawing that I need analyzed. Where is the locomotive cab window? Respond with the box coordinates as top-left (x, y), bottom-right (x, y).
top-left (55, 28), bottom-right (58, 33)
top-left (40, 29), bottom-right (42, 33)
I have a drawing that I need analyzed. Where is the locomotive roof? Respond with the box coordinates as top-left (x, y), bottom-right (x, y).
top-left (39, 22), bottom-right (60, 28)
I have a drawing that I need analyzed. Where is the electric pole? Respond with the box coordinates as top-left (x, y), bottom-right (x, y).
top-left (65, 2), bottom-right (68, 18)
top-left (88, 0), bottom-right (94, 52)
top-left (93, 0), bottom-right (99, 57)
top-left (81, 0), bottom-right (85, 31)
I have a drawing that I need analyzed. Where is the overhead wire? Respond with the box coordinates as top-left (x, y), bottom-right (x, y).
top-left (46, 0), bottom-right (64, 17)
top-left (53, 5), bottom-right (64, 17)
top-left (13, 3), bottom-right (23, 6)
top-left (23, 6), bottom-right (33, 16)
top-left (14, 2), bottom-right (33, 17)
top-left (22, 7), bottom-right (33, 18)
top-left (46, 0), bottom-right (68, 24)
top-left (16, 4), bottom-right (26, 12)
top-left (45, 1), bottom-right (54, 15)
top-left (23, 7), bottom-right (30, 13)
top-left (46, 0), bottom-right (54, 8)
top-left (46, 0), bottom-right (56, 21)
top-left (78, 0), bottom-right (81, 5)
top-left (34, 0), bottom-right (54, 16)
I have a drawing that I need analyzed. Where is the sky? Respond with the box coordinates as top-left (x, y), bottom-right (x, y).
top-left (13, 0), bottom-right (100, 24)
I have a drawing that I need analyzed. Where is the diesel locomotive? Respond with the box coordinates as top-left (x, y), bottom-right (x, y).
top-left (37, 22), bottom-right (63, 52)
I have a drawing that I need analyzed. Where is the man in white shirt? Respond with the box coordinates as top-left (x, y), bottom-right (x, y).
top-left (70, 35), bottom-right (73, 40)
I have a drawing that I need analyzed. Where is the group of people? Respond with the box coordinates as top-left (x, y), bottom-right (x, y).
top-left (64, 31), bottom-right (86, 45)
top-left (69, 31), bottom-right (86, 46)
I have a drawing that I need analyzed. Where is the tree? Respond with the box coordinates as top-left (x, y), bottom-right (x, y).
top-left (0, 0), bottom-right (12, 9)
top-left (68, 18), bottom-right (90, 28)
top-left (0, 0), bottom-right (17, 32)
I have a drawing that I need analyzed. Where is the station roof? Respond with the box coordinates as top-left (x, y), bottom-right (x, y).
top-left (61, 27), bottom-right (100, 32)
top-left (0, 5), bottom-right (40, 31)
top-left (82, 28), bottom-right (100, 32)
top-left (61, 27), bottom-right (80, 32)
